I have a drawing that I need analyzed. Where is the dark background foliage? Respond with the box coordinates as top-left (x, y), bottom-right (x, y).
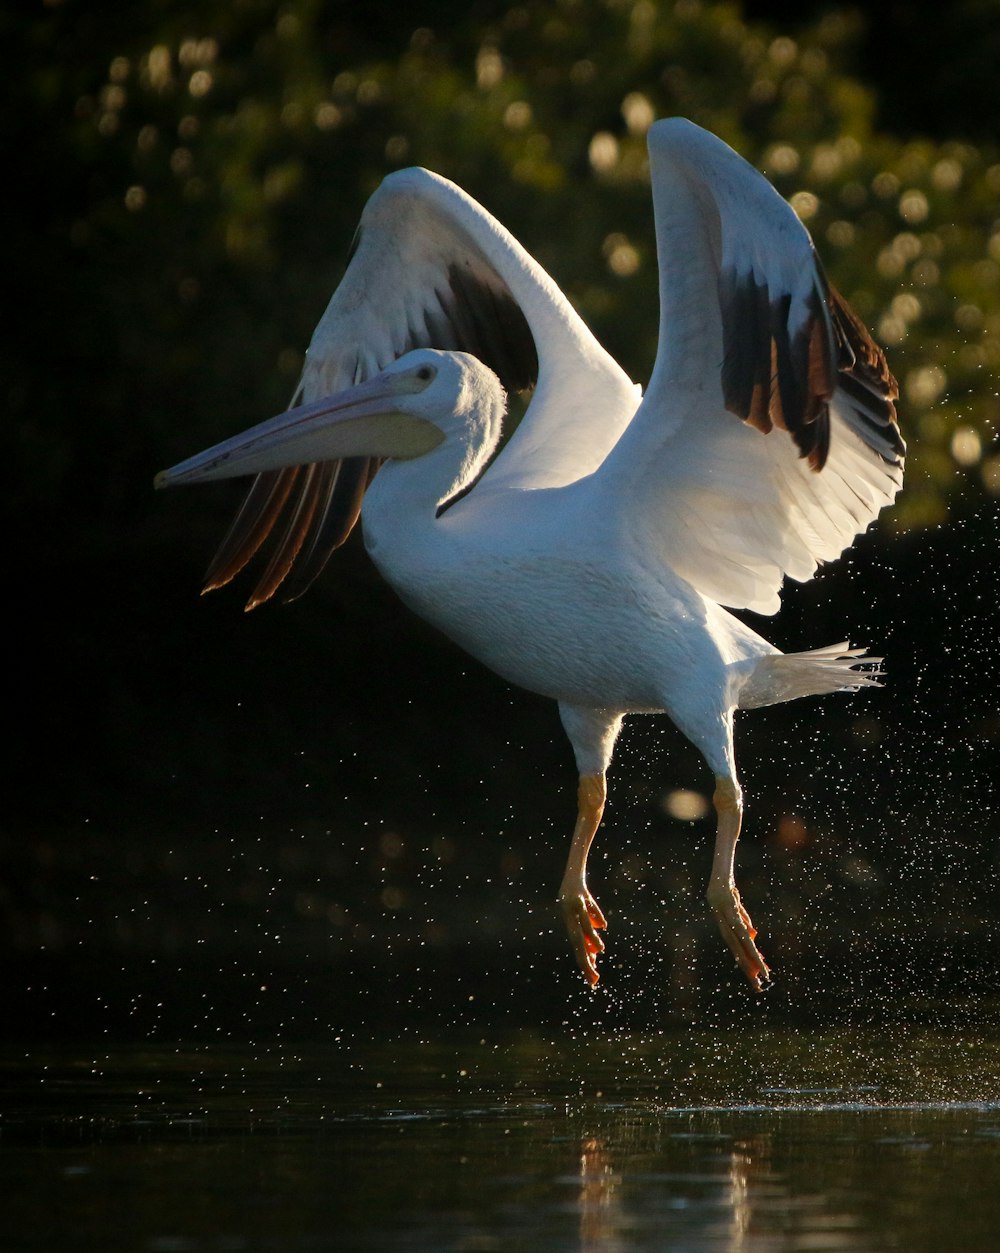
top-left (7, 0), bottom-right (1000, 1040)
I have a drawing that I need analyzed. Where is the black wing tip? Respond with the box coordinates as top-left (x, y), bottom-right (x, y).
top-left (199, 456), bottom-right (373, 611)
top-left (829, 287), bottom-right (905, 464)
top-left (199, 467), bottom-right (301, 598)
top-left (720, 268), bottom-right (903, 473)
top-left (447, 263), bottom-right (539, 395)
top-left (719, 266), bottom-right (834, 467)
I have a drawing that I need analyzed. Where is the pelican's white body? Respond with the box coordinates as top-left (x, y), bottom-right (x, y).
top-left (364, 443), bottom-right (770, 778)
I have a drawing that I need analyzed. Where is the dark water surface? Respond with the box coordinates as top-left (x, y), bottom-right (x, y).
top-left (4, 1028), bottom-right (1000, 1251)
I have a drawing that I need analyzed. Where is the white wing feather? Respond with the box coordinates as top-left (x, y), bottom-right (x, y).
top-left (600, 119), bottom-right (903, 615)
top-left (207, 167), bottom-right (638, 606)
top-left (305, 168), bottom-right (638, 489)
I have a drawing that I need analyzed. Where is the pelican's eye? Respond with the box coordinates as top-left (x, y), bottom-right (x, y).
top-left (415, 364), bottom-right (436, 383)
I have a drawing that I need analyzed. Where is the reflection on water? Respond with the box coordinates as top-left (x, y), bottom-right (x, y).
top-left (4, 1029), bottom-right (1000, 1251)
top-left (579, 1135), bottom-right (619, 1250)
top-left (568, 1126), bottom-right (867, 1253)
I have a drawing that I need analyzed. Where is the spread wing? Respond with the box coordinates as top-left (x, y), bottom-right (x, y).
top-left (600, 118), bottom-right (903, 615)
top-left (204, 168), bottom-right (637, 609)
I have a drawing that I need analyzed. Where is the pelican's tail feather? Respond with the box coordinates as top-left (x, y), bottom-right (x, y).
top-left (739, 642), bottom-right (883, 710)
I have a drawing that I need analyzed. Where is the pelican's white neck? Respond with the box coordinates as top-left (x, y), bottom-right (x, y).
top-left (360, 365), bottom-right (507, 562)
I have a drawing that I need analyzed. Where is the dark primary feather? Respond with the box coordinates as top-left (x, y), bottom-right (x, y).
top-left (719, 264), bottom-right (901, 473)
top-left (448, 264), bottom-right (538, 395)
top-left (244, 461), bottom-right (332, 611)
top-left (202, 467), bottom-right (301, 594)
top-left (273, 455), bottom-right (377, 605)
top-left (828, 288), bottom-right (904, 465)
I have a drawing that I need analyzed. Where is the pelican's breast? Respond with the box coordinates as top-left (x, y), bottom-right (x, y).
top-left (364, 491), bottom-right (734, 714)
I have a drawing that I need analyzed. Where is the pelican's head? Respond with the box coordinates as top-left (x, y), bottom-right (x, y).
top-left (155, 349), bottom-right (506, 490)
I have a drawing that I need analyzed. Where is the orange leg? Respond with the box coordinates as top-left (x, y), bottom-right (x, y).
top-left (558, 773), bottom-right (608, 986)
top-left (705, 776), bottom-right (771, 991)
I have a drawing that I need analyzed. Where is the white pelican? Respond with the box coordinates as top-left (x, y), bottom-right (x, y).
top-left (157, 119), bottom-right (903, 991)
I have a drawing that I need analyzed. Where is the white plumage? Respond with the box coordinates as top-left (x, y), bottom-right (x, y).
top-left (158, 119), bottom-right (903, 991)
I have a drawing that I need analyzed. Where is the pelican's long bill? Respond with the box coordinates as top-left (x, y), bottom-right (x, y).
top-left (155, 369), bottom-right (444, 489)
